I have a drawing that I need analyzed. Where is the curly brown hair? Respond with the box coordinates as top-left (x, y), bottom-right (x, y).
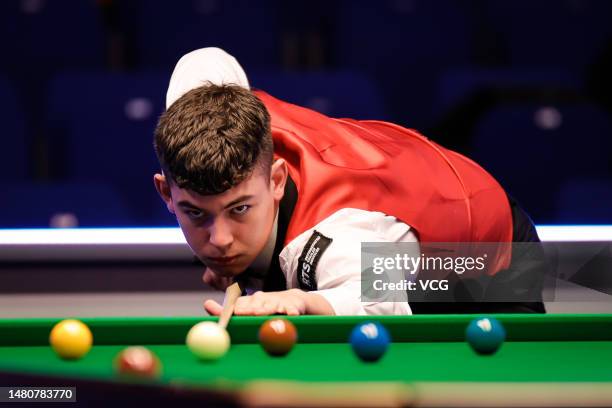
top-left (154, 83), bottom-right (273, 195)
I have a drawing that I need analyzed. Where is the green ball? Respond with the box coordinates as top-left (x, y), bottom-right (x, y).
top-left (465, 317), bottom-right (506, 355)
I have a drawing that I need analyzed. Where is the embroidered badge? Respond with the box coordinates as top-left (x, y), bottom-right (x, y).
top-left (297, 230), bottom-right (333, 291)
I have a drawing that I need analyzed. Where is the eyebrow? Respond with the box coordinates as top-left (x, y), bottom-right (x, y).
top-left (177, 195), bottom-right (255, 211)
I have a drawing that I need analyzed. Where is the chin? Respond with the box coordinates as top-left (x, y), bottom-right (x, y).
top-left (212, 264), bottom-right (248, 278)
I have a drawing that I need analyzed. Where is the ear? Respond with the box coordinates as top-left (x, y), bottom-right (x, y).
top-left (153, 173), bottom-right (175, 214)
top-left (270, 158), bottom-right (288, 202)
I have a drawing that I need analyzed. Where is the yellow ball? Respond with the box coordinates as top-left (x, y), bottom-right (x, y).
top-left (49, 319), bottom-right (93, 360)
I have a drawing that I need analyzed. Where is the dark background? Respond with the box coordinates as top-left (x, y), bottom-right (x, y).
top-left (2, 0), bottom-right (611, 228)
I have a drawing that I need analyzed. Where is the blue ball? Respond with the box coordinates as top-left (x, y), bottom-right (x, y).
top-left (349, 322), bottom-right (390, 362)
top-left (465, 317), bottom-right (506, 355)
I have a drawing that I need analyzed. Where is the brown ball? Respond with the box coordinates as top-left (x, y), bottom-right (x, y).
top-left (258, 318), bottom-right (298, 356)
top-left (114, 346), bottom-right (161, 379)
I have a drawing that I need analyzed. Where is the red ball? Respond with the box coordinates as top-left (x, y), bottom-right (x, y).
top-left (258, 318), bottom-right (298, 356)
top-left (114, 346), bottom-right (161, 378)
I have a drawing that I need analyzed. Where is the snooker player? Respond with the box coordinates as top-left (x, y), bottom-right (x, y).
top-left (153, 48), bottom-right (546, 316)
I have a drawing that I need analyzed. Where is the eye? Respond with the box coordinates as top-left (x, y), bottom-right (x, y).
top-left (231, 204), bottom-right (251, 215)
top-left (185, 209), bottom-right (203, 219)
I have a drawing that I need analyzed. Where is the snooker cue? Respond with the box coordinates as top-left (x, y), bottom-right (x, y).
top-left (218, 281), bottom-right (242, 328)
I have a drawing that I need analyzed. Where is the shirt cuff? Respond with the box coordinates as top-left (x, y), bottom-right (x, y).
top-left (313, 286), bottom-right (365, 316)
top-left (313, 288), bottom-right (413, 316)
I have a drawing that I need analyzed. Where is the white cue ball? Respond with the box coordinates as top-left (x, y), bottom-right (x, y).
top-left (186, 322), bottom-right (230, 361)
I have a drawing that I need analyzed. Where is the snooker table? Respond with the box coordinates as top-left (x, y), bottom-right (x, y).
top-left (1, 314), bottom-right (612, 407)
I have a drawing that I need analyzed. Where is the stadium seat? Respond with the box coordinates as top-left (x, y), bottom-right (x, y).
top-left (430, 67), bottom-right (585, 154)
top-left (250, 70), bottom-right (387, 119)
top-left (336, 0), bottom-right (470, 71)
top-left (556, 179), bottom-right (612, 224)
top-left (46, 72), bottom-right (167, 225)
top-left (0, 76), bottom-right (27, 180)
top-left (436, 67), bottom-right (582, 117)
top-left (123, 0), bottom-right (281, 70)
top-left (470, 103), bottom-right (612, 222)
top-left (1, 182), bottom-right (131, 228)
top-left (482, 0), bottom-right (612, 72)
top-left (335, 0), bottom-right (472, 129)
top-left (0, 0), bottom-right (106, 72)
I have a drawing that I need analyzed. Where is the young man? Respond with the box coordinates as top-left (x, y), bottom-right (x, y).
top-left (154, 48), bottom-right (546, 316)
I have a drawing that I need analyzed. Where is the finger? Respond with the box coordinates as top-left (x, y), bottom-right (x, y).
top-left (234, 296), bottom-right (256, 315)
top-left (276, 304), bottom-right (287, 315)
top-left (203, 268), bottom-right (233, 291)
top-left (285, 305), bottom-right (301, 316)
top-left (202, 269), bottom-right (213, 285)
top-left (203, 299), bottom-right (223, 316)
top-left (255, 300), bottom-right (278, 316)
top-left (203, 268), bottom-right (222, 290)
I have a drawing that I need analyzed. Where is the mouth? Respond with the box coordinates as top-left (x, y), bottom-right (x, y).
top-left (206, 255), bottom-right (239, 266)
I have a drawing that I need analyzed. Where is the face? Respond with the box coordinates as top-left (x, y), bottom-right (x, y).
top-left (154, 160), bottom-right (287, 278)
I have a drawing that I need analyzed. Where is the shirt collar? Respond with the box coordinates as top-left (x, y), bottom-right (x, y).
top-left (247, 210), bottom-right (278, 278)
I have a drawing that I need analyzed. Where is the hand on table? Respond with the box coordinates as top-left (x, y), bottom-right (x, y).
top-left (204, 289), bottom-right (308, 316)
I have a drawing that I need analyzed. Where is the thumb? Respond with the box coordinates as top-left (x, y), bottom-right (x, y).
top-left (204, 299), bottom-right (223, 316)
top-left (202, 268), bottom-right (232, 291)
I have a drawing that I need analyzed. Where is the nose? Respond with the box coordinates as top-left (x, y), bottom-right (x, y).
top-left (208, 217), bottom-right (234, 250)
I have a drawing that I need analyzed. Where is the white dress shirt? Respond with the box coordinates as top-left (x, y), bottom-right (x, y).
top-left (279, 208), bottom-right (419, 315)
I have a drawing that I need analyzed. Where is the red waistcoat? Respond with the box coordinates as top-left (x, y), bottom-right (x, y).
top-left (255, 91), bottom-right (513, 273)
